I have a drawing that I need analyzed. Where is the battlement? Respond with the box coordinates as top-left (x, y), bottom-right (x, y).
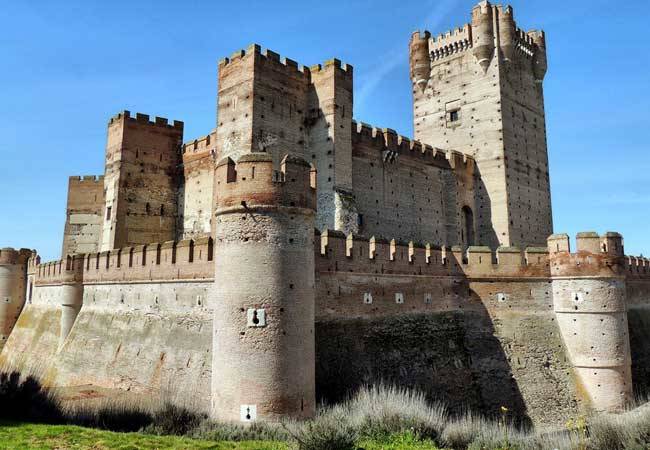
top-left (215, 153), bottom-right (316, 212)
top-left (35, 255), bottom-right (84, 285)
top-left (0, 248), bottom-right (34, 265)
top-left (548, 232), bottom-right (630, 278)
top-left (317, 230), bottom-right (550, 279)
top-left (68, 175), bottom-right (104, 184)
top-left (351, 120), bottom-right (474, 172)
top-left (108, 110), bottom-right (184, 131)
top-left (429, 24), bottom-right (472, 61)
top-left (218, 44), bottom-right (352, 81)
top-left (35, 238), bottom-right (214, 285)
top-left (182, 131), bottom-right (215, 155)
top-left (514, 27), bottom-right (536, 58)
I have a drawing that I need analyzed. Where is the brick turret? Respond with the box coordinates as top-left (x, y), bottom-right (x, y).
top-left (211, 152), bottom-right (316, 422)
top-left (0, 248), bottom-right (33, 351)
top-left (549, 232), bottom-right (632, 412)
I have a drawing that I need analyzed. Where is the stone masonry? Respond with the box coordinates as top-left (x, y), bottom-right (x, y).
top-left (2, 1), bottom-right (649, 426)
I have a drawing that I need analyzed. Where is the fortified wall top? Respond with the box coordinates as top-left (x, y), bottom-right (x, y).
top-left (218, 44), bottom-right (352, 82)
top-left (215, 153), bottom-right (316, 212)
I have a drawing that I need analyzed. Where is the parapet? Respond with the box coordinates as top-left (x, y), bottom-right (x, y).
top-left (68, 175), bottom-right (104, 184)
top-left (215, 153), bottom-right (316, 213)
top-left (35, 255), bottom-right (84, 285)
top-left (0, 248), bottom-right (34, 265)
top-left (108, 110), bottom-right (184, 132)
top-left (218, 43), bottom-right (352, 83)
top-left (34, 238), bottom-right (214, 285)
top-left (183, 130), bottom-right (216, 156)
top-left (316, 230), bottom-right (550, 278)
top-left (429, 24), bottom-right (472, 62)
top-left (548, 232), bottom-right (627, 278)
top-left (351, 121), bottom-right (474, 173)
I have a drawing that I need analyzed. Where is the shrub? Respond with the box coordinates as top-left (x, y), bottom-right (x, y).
top-left (189, 419), bottom-right (289, 442)
top-left (588, 406), bottom-right (650, 450)
top-left (0, 370), bottom-right (62, 423)
top-left (327, 384), bottom-right (448, 441)
top-left (284, 412), bottom-right (358, 450)
top-left (64, 396), bottom-right (154, 432)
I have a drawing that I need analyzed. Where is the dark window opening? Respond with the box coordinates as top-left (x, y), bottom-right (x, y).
top-left (462, 206), bottom-right (475, 247)
top-left (106, 206), bottom-right (112, 221)
top-left (449, 110), bottom-right (459, 122)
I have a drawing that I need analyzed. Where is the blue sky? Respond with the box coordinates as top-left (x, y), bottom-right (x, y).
top-left (1, 0), bottom-right (647, 261)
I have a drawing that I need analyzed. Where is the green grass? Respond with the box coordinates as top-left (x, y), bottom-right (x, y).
top-left (0, 422), bottom-right (442, 450)
top-left (358, 432), bottom-right (441, 449)
top-left (0, 422), bottom-right (288, 450)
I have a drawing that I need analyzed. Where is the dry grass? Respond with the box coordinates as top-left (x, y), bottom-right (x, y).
top-left (2, 365), bottom-right (650, 450)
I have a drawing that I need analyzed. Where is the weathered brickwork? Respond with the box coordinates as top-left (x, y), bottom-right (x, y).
top-left (62, 176), bottom-right (105, 256)
top-left (2, 0), bottom-right (650, 428)
top-left (100, 111), bottom-right (184, 251)
top-left (179, 131), bottom-right (216, 240)
top-left (410, 2), bottom-right (552, 249)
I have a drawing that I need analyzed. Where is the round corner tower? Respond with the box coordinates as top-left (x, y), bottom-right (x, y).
top-left (211, 152), bottom-right (317, 422)
top-left (549, 232), bottom-right (632, 412)
top-left (58, 255), bottom-right (85, 350)
top-left (0, 248), bottom-right (34, 351)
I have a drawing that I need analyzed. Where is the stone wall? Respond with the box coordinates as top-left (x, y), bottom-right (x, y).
top-left (100, 111), bottom-right (184, 251)
top-left (180, 132), bottom-right (216, 240)
top-left (410, 2), bottom-right (552, 249)
top-left (2, 232), bottom-right (650, 425)
top-left (62, 176), bottom-right (105, 257)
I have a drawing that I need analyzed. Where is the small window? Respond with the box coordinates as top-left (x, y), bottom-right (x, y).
top-left (449, 110), bottom-right (459, 122)
top-left (106, 206), bottom-right (112, 220)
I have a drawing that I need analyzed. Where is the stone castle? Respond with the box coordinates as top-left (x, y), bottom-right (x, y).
top-left (1, 1), bottom-right (649, 425)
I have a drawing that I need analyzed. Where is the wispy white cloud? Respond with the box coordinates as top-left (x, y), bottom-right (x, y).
top-left (355, 0), bottom-right (460, 109)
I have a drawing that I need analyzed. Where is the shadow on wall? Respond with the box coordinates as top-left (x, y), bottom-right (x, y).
top-left (474, 166), bottom-right (499, 251)
top-left (315, 251), bottom-right (531, 426)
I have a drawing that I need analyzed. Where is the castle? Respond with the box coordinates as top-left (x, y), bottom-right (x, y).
top-left (1, 1), bottom-right (649, 425)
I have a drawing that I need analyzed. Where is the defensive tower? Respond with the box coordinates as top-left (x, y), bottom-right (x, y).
top-left (549, 232), bottom-right (633, 411)
top-left (100, 111), bottom-right (184, 251)
top-left (410, 1), bottom-right (552, 249)
top-left (0, 248), bottom-right (33, 351)
top-left (215, 45), bottom-right (357, 234)
top-left (211, 152), bottom-right (317, 422)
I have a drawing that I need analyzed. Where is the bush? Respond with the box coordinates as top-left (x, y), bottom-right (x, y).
top-left (4, 365), bottom-right (650, 450)
top-left (588, 406), bottom-right (650, 450)
top-left (285, 412), bottom-right (358, 450)
top-left (63, 396), bottom-right (154, 432)
top-left (188, 418), bottom-right (289, 442)
top-left (327, 384), bottom-right (448, 441)
top-left (0, 370), bottom-right (62, 423)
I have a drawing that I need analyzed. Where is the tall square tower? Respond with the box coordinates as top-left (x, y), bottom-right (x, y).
top-left (410, 1), bottom-right (552, 248)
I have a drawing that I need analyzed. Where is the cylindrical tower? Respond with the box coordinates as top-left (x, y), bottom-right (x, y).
top-left (529, 30), bottom-right (548, 82)
top-left (58, 255), bottom-right (84, 350)
top-left (0, 248), bottom-right (33, 351)
top-left (549, 232), bottom-right (632, 412)
top-left (497, 5), bottom-right (516, 62)
top-left (471, 0), bottom-right (495, 73)
top-left (211, 152), bottom-right (317, 422)
top-left (409, 30), bottom-right (431, 93)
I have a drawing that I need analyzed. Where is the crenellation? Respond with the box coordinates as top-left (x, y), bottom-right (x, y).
top-left (5, 1), bottom-right (650, 427)
top-left (109, 110), bottom-right (183, 131)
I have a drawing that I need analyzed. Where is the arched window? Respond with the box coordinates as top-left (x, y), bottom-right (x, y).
top-left (461, 206), bottom-right (475, 247)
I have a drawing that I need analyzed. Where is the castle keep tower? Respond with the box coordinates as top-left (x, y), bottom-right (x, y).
top-left (211, 153), bottom-right (317, 422)
top-left (100, 111), bottom-right (184, 251)
top-left (410, 1), bottom-right (552, 249)
top-left (215, 45), bottom-right (357, 235)
top-left (0, 248), bottom-right (33, 351)
top-left (549, 232), bottom-right (633, 411)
